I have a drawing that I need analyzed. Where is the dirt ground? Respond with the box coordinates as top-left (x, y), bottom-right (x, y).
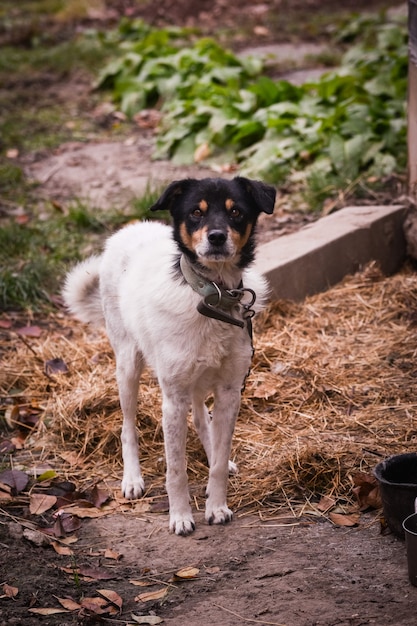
top-left (1, 1), bottom-right (414, 625)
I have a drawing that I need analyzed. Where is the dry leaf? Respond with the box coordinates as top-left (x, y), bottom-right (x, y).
top-left (44, 358), bottom-right (69, 376)
top-left (131, 615), bottom-right (164, 624)
top-left (136, 588), bottom-right (168, 603)
top-left (29, 608), bottom-right (70, 615)
top-left (316, 495), bottom-right (336, 512)
top-left (1, 583), bottom-right (18, 598)
top-left (351, 472), bottom-right (382, 511)
top-left (251, 378), bottom-right (278, 400)
top-left (80, 596), bottom-right (108, 615)
top-left (97, 589), bottom-right (123, 610)
top-left (329, 512), bottom-right (360, 527)
top-left (0, 482), bottom-right (12, 500)
top-left (130, 579), bottom-right (155, 587)
top-left (16, 325), bottom-right (42, 337)
top-left (56, 597), bottom-right (81, 611)
top-left (51, 541), bottom-right (74, 556)
top-left (4, 405), bottom-right (20, 428)
top-left (104, 548), bottom-right (122, 560)
top-left (29, 493), bottom-right (57, 515)
top-left (0, 469), bottom-right (28, 494)
top-left (174, 567), bottom-right (199, 579)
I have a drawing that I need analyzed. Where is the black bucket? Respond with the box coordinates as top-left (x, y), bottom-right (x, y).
top-left (373, 453), bottom-right (417, 539)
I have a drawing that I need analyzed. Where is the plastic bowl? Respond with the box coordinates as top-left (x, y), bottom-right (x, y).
top-left (373, 452), bottom-right (417, 539)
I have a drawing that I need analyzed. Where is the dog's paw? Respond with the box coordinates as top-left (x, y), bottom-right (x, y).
top-left (205, 503), bottom-right (233, 526)
top-left (228, 460), bottom-right (238, 475)
top-left (121, 475), bottom-right (145, 500)
top-left (169, 512), bottom-right (196, 536)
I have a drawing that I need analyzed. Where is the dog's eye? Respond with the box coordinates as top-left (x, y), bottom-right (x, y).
top-left (230, 208), bottom-right (240, 218)
top-left (191, 208), bottom-right (203, 218)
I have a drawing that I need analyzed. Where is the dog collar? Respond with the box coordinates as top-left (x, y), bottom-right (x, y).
top-left (179, 255), bottom-right (256, 329)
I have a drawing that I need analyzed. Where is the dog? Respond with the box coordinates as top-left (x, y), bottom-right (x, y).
top-left (63, 176), bottom-right (275, 535)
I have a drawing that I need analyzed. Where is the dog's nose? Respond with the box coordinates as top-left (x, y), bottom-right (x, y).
top-left (208, 230), bottom-right (227, 246)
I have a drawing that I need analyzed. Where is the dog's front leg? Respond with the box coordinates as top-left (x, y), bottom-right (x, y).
top-left (161, 388), bottom-right (195, 535)
top-left (116, 352), bottom-right (145, 500)
top-left (205, 385), bottom-right (240, 526)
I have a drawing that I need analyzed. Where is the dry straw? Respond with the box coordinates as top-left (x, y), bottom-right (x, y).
top-left (2, 261), bottom-right (417, 517)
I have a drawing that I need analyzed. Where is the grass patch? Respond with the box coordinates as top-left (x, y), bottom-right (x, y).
top-left (0, 186), bottom-right (168, 312)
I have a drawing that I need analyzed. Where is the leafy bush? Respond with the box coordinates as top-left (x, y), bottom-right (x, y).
top-left (97, 14), bottom-right (407, 209)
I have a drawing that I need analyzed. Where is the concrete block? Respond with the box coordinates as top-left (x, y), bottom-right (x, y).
top-left (255, 205), bottom-right (407, 301)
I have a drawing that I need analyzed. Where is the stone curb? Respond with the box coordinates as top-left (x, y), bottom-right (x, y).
top-left (254, 205), bottom-right (407, 301)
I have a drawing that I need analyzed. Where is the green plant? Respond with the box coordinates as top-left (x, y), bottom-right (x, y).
top-left (98, 13), bottom-right (407, 209)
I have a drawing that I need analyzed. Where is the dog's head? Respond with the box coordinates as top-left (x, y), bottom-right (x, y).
top-left (150, 177), bottom-right (275, 270)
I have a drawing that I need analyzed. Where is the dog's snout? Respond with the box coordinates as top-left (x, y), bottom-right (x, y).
top-left (208, 229), bottom-right (227, 246)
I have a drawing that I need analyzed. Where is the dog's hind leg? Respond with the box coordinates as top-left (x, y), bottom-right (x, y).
top-left (161, 387), bottom-right (195, 535)
top-left (192, 397), bottom-right (238, 475)
top-left (205, 385), bottom-right (241, 526)
top-left (115, 346), bottom-right (146, 500)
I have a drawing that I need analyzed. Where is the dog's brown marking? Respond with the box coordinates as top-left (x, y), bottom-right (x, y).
top-left (199, 199), bottom-right (208, 212)
top-left (225, 198), bottom-right (235, 211)
top-left (230, 223), bottom-right (253, 251)
top-left (179, 223), bottom-right (206, 253)
top-left (191, 225), bottom-right (207, 249)
top-left (179, 223), bottom-right (194, 252)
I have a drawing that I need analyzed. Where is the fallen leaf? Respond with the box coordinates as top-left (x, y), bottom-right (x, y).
top-left (80, 596), bottom-right (108, 615)
top-left (351, 472), bottom-right (382, 510)
top-left (44, 358), bottom-right (69, 375)
top-left (37, 469), bottom-right (58, 482)
top-left (316, 495), bottom-right (336, 512)
top-left (136, 588), bottom-right (168, 603)
top-left (0, 482), bottom-right (12, 498)
top-left (130, 579), bottom-right (155, 587)
top-left (251, 378), bottom-right (279, 400)
top-left (0, 440), bottom-right (15, 454)
top-left (2, 583), bottom-right (18, 598)
top-left (60, 503), bottom-right (109, 518)
top-left (29, 608), bottom-right (70, 615)
top-left (174, 567), bottom-right (199, 579)
top-left (131, 615), bottom-right (164, 624)
top-left (329, 512), bottom-right (360, 527)
top-left (4, 404), bottom-right (20, 428)
top-left (16, 325), bottom-right (42, 338)
top-left (104, 548), bottom-right (122, 560)
top-left (0, 469), bottom-right (29, 494)
top-left (55, 597), bottom-right (81, 611)
top-left (6, 148), bottom-right (19, 158)
top-left (29, 493), bottom-right (57, 515)
top-left (10, 436), bottom-right (25, 450)
top-left (51, 541), bottom-right (74, 556)
top-left (48, 513), bottom-right (81, 537)
top-left (97, 589), bottom-right (123, 610)
top-left (89, 485), bottom-right (111, 508)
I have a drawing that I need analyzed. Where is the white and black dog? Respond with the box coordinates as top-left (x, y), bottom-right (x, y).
top-left (63, 176), bottom-right (275, 535)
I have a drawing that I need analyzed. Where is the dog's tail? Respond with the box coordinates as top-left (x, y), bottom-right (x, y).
top-left (62, 256), bottom-right (104, 326)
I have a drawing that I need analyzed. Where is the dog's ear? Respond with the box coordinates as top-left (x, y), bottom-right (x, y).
top-left (150, 179), bottom-right (196, 213)
top-left (234, 177), bottom-right (276, 215)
